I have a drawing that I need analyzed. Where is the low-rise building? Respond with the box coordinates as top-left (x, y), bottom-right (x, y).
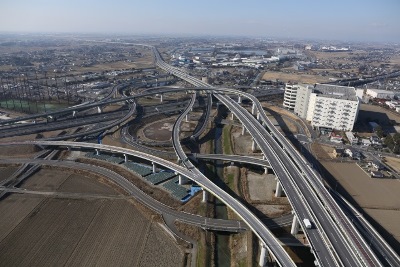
top-left (366, 89), bottom-right (395, 99)
top-left (370, 171), bottom-right (384, 178)
top-left (330, 132), bottom-right (343, 143)
top-left (345, 132), bottom-right (359, 145)
top-left (361, 139), bottom-right (371, 146)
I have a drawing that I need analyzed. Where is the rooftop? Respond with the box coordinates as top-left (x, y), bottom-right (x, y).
top-left (313, 84), bottom-right (358, 101)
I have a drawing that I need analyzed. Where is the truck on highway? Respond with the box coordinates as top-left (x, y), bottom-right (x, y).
top-left (303, 218), bottom-right (312, 229)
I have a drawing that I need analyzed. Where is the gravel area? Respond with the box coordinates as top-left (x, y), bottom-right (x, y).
top-left (247, 172), bottom-right (276, 202)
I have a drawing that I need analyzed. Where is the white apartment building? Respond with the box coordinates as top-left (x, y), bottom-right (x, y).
top-left (284, 83), bottom-right (360, 131)
top-left (306, 85), bottom-right (359, 131)
top-left (283, 83), bottom-right (299, 110)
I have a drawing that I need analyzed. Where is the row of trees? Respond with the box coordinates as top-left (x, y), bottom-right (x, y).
top-left (384, 133), bottom-right (400, 154)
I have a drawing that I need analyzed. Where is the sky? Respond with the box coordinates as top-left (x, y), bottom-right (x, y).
top-left (0, 0), bottom-right (399, 43)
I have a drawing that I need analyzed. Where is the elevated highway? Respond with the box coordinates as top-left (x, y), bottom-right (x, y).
top-left (150, 45), bottom-right (383, 267)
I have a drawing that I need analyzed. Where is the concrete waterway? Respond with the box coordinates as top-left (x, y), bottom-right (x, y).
top-left (214, 125), bottom-right (231, 267)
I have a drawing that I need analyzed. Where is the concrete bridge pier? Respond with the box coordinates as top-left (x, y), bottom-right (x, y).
top-left (202, 188), bottom-right (208, 202)
top-left (231, 113), bottom-right (235, 120)
top-left (72, 110), bottom-right (77, 117)
top-left (178, 175), bottom-right (185, 185)
top-left (251, 103), bottom-right (256, 115)
top-left (160, 94), bottom-right (163, 103)
top-left (95, 149), bottom-right (99, 156)
top-left (123, 153), bottom-right (127, 163)
top-left (97, 106), bottom-right (102, 114)
top-left (238, 95), bottom-right (242, 103)
top-left (275, 180), bottom-right (282, 197)
top-left (264, 167), bottom-right (268, 174)
top-left (152, 162), bottom-right (157, 173)
top-left (259, 243), bottom-right (267, 266)
top-left (257, 112), bottom-right (261, 120)
top-left (291, 215), bottom-right (300, 235)
top-left (185, 114), bottom-right (189, 122)
top-left (241, 127), bottom-right (246, 135)
top-left (251, 140), bottom-right (257, 152)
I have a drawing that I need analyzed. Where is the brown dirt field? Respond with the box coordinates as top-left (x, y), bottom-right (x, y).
top-left (311, 143), bottom-right (334, 160)
top-left (137, 223), bottom-right (184, 267)
top-left (364, 209), bottom-right (400, 242)
top-left (0, 144), bottom-right (39, 158)
top-left (321, 161), bottom-right (400, 243)
top-left (389, 54), bottom-right (400, 66)
top-left (0, 194), bottom-right (44, 241)
top-left (322, 162), bottom-right (400, 209)
top-left (231, 127), bottom-right (253, 155)
top-left (0, 166), bottom-right (19, 183)
top-left (0, 197), bottom-right (183, 267)
top-left (247, 172), bottom-right (275, 202)
top-left (71, 54), bottom-right (154, 74)
top-left (359, 104), bottom-right (400, 124)
top-left (19, 169), bottom-right (70, 191)
top-left (383, 156), bottom-right (400, 173)
top-left (262, 71), bottom-right (329, 84)
top-left (143, 120), bottom-right (174, 141)
top-left (56, 173), bottom-right (121, 195)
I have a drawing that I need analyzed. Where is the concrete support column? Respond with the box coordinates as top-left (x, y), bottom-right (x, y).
top-left (97, 106), bottom-right (102, 114)
top-left (178, 175), bottom-right (183, 185)
top-left (251, 140), bottom-right (257, 152)
top-left (252, 103), bottom-right (256, 115)
top-left (185, 114), bottom-right (189, 122)
top-left (202, 189), bottom-right (208, 203)
top-left (238, 95), bottom-right (242, 103)
top-left (257, 112), bottom-right (260, 120)
top-left (275, 181), bottom-right (282, 197)
top-left (231, 113), bottom-right (234, 120)
top-left (264, 167), bottom-right (268, 174)
top-left (259, 243), bottom-right (267, 267)
top-left (123, 153), bottom-right (127, 163)
top-left (72, 110), bottom-right (76, 117)
top-left (241, 127), bottom-right (246, 135)
top-left (160, 94), bottom-right (163, 103)
top-left (152, 162), bottom-right (156, 173)
top-left (291, 215), bottom-right (300, 235)
top-left (95, 149), bottom-right (99, 156)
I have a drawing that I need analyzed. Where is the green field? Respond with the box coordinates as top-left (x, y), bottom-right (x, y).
top-left (0, 99), bottom-right (70, 114)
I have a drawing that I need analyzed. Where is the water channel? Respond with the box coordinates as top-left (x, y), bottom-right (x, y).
top-left (213, 124), bottom-right (231, 267)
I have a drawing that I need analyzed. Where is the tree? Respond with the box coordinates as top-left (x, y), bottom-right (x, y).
top-left (375, 126), bottom-right (384, 138)
top-left (393, 133), bottom-right (400, 154)
top-left (384, 134), bottom-right (394, 150)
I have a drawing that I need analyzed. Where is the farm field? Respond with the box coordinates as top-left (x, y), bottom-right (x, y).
top-left (261, 71), bottom-right (330, 84)
top-left (321, 161), bottom-right (400, 245)
top-left (0, 167), bottom-right (184, 266)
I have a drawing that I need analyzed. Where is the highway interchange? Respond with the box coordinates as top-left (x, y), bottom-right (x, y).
top-left (0, 42), bottom-right (399, 267)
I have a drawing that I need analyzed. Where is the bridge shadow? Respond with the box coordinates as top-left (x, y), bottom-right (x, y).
top-left (355, 109), bottom-right (397, 134)
top-left (200, 160), bottom-right (291, 234)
